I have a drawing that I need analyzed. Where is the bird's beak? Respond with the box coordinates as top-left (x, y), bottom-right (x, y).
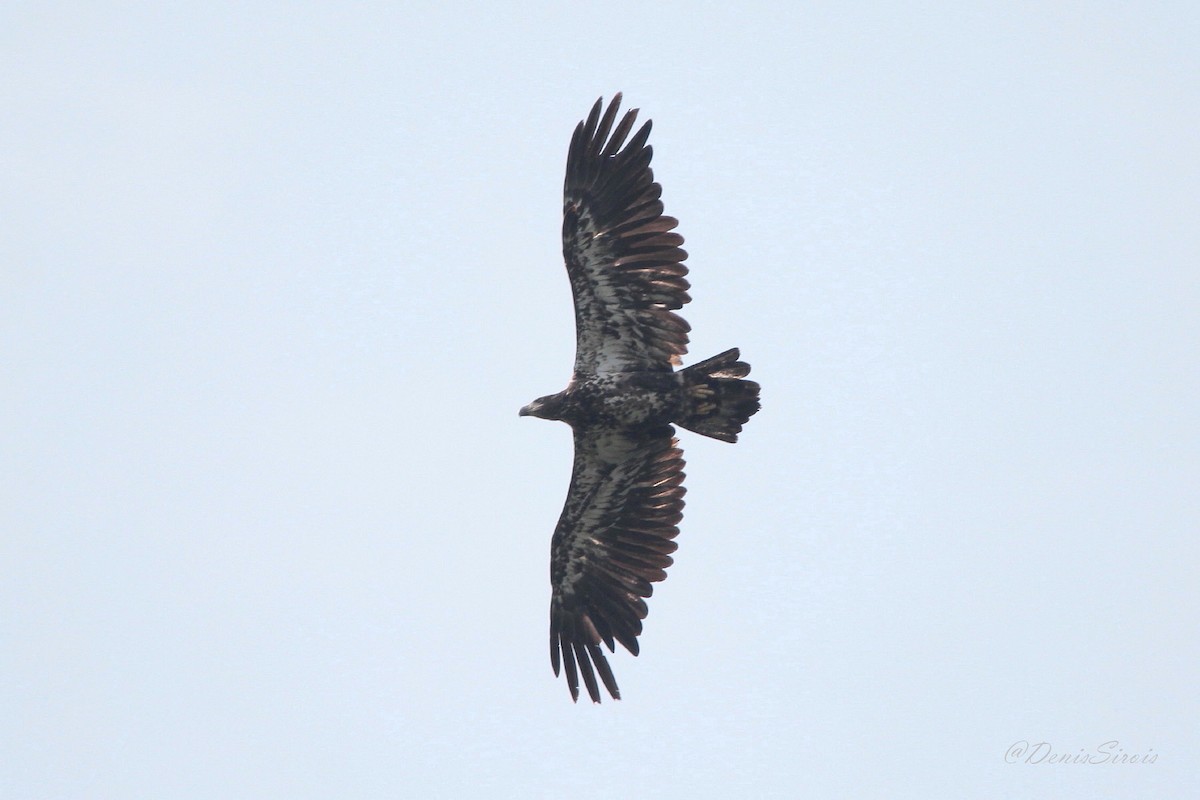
top-left (518, 403), bottom-right (533, 417)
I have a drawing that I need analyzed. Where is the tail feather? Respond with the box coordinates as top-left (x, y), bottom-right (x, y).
top-left (677, 348), bottom-right (761, 443)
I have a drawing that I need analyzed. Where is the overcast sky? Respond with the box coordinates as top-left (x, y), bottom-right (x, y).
top-left (3, 3), bottom-right (1197, 798)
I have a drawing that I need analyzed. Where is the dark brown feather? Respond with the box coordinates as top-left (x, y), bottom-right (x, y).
top-left (563, 95), bottom-right (693, 375)
top-left (549, 426), bottom-right (685, 702)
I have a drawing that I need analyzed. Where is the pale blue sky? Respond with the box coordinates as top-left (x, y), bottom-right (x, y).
top-left (2, 2), bottom-right (1197, 797)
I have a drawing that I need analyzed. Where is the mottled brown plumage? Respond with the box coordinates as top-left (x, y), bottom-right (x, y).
top-left (521, 95), bottom-right (760, 702)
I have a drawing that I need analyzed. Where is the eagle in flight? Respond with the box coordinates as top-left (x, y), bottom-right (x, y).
top-left (520, 94), bottom-right (761, 702)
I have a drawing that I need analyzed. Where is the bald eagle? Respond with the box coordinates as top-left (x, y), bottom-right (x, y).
top-left (520, 94), bottom-right (761, 702)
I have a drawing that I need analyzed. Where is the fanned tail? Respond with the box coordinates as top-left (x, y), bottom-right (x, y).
top-left (676, 348), bottom-right (761, 443)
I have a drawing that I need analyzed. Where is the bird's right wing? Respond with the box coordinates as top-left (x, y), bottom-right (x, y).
top-left (548, 424), bottom-right (686, 702)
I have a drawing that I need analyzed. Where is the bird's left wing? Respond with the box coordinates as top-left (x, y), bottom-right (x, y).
top-left (562, 94), bottom-right (692, 377)
top-left (549, 425), bottom-right (686, 702)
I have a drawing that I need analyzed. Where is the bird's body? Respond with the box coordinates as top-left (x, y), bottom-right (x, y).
top-left (521, 94), bottom-right (760, 702)
top-left (523, 371), bottom-right (679, 428)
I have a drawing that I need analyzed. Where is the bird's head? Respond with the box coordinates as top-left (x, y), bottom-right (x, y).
top-left (519, 393), bottom-right (567, 421)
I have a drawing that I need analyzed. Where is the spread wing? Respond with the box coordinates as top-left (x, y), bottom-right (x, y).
top-left (563, 94), bottom-right (692, 377)
top-left (549, 425), bottom-right (686, 702)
